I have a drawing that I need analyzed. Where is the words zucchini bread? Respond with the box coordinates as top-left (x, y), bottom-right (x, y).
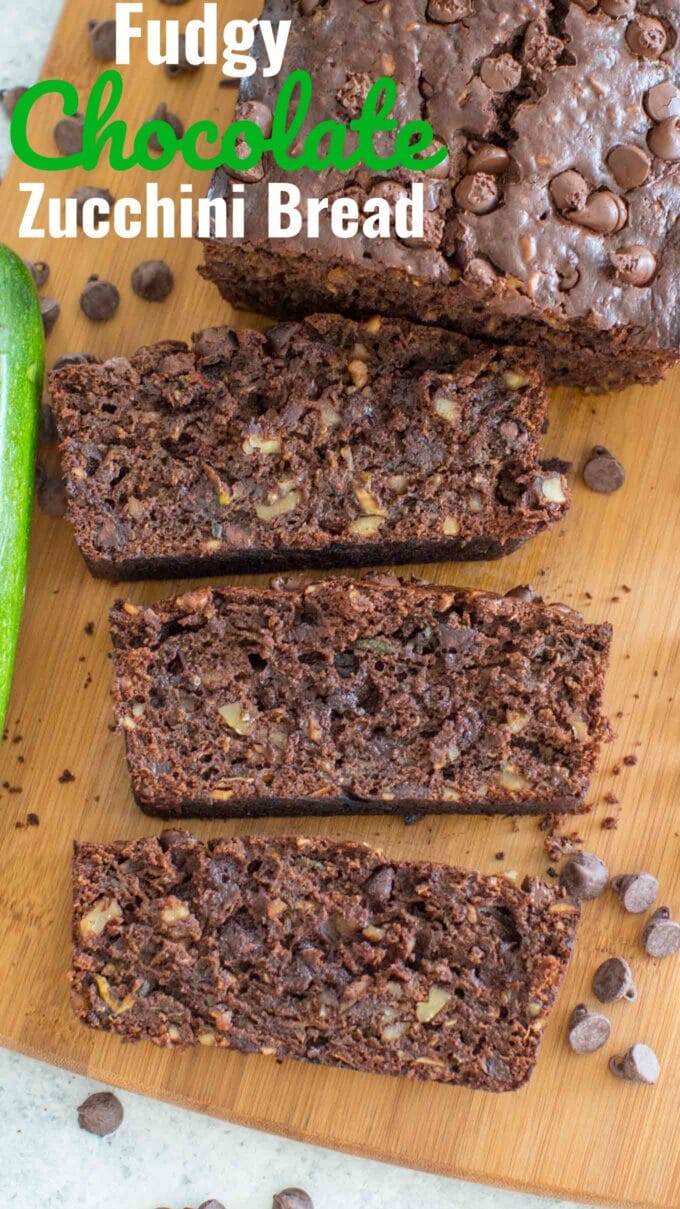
top-left (49, 314), bottom-right (568, 580)
top-left (200, 0), bottom-right (680, 392)
top-left (110, 574), bottom-right (611, 818)
top-left (71, 832), bottom-right (580, 1091)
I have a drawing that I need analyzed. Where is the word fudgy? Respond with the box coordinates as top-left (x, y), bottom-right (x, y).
top-left (109, 574), bottom-right (611, 818)
top-left (71, 832), bottom-right (580, 1091)
top-left (200, 0), bottom-right (680, 392)
top-left (50, 314), bottom-right (568, 579)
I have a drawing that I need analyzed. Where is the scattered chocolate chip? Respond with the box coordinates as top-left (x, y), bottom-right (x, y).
top-left (77, 1091), bottom-right (124, 1136)
top-left (54, 113), bottom-right (84, 155)
top-left (52, 352), bottom-right (100, 370)
top-left (426, 0), bottom-right (470, 21)
top-left (0, 85), bottom-right (28, 118)
top-left (467, 142), bottom-right (510, 175)
top-left (131, 260), bottom-right (174, 302)
top-left (599, 0), bottom-right (633, 14)
top-left (38, 403), bottom-right (58, 445)
top-left (272, 1190), bottom-right (314, 1209)
top-left (40, 298), bottom-right (60, 337)
top-left (559, 852), bottom-right (608, 899)
top-left (623, 753), bottom-right (637, 765)
top-left (70, 185), bottom-right (115, 228)
top-left (147, 101), bottom-right (184, 152)
top-left (607, 144), bottom-right (650, 190)
top-left (87, 18), bottom-right (117, 59)
top-left (465, 257), bottom-right (498, 287)
top-left (495, 850), bottom-right (505, 860)
top-left (24, 259), bottom-right (49, 288)
top-left (504, 584), bottom-right (542, 603)
top-left (583, 446), bottom-right (625, 493)
top-left (602, 816), bottom-right (617, 830)
top-left (84, 621), bottom-right (95, 636)
top-left (625, 14), bottom-right (667, 59)
top-left (592, 956), bottom-right (637, 1003)
top-left (567, 1004), bottom-right (611, 1053)
top-left (645, 81), bottom-right (680, 124)
top-left (610, 872), bottom-right (658, 913)
top-left (549, 169), bottom-right (588, 212)
top-left (648, 117), bottom-right (680, 162)
top-left (26, 812), bottom-right (39, 827)
top-left (165, 33), bottom-right (201, 77)
top-left (479, 53), bottom-right (521, 93)
top-left (643, 908), bottom-right (680, 958)
top-left (454, 172), bottom-right (498, 214)
top-left (609, 1043), bottom-right (659, 1084)
top-left (58, 768), bottom-right (75, 784)
top-left (565, 190), bottom-right (626, 234)
top-left (610, 243), bottom-right (657, 287)
top-left (80, 278), bottom-right (120, 322)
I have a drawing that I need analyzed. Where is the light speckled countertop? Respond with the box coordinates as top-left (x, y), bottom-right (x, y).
top-left (0, 7), bottom-right (597, 1207)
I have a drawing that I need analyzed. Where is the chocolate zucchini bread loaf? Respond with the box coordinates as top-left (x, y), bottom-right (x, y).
top-left (110, 575), bottom-right (611, 818)
top-left (200, 0), bottom-right (680, 392)
top-left (50, 315), bottom-right (568, 580)
top-left (71, 832), bottom-right (580, 1091)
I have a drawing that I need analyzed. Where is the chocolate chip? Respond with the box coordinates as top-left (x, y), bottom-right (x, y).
top-left (465, 257), bottom-right (498, 287)
top-left (625, 15), bottom-right (667, 59)
top-left (607, 144), bottom-right (650, 190)
top-left (599, 0), bottom-right (633, 13)
top-left (77, 1091), bottom-right (124, 1136)
top-left (80, 277), bottom-right (120, 322)
top-left (643, 907), bottom-right (680, 958)
top-left (272, 1190), bottom-right (314, 1209)
top-left (610, 244), bottom-right (657, 287)
top-left (549, 169), bottom-right (588, 212)
top-left (609, 1043), bottom-right (659, 1084)
top-left (165, 33), bottom-right (201, 77)
top-left (426, 0), bottom-right (470, 21)
top-left (88, 18), bottom-right (117, 59)
top-left (40, 297), bottom-right (60, 337)
top-left (24, 259), bottom-right (49, 288)
top-left (131, 260), bottom-right (174, 302)
top-left (505, 585), bottom-right (542, 603)
top-left (567, 1004), bottom-right (611, 1053)
top-left (54, 113), bottom-right (84, 155)
top-left (59, 768), bottom-right (75, 783)
top-left (565, 190), bottom-right (626, 234)
top-left (148, 101), bottom-right (184, 152)
top-left (454, 172), bottom-right (498, 214)
top-left (592, 956), bottom-right (637, 1003)
top-left (467, 142), bottom-right (510, 175)
top-left (648, 117), bottom-right (680, 162)
top-left (611, 872), bottom-right (658, 913)
top-left (645, 82), bottom-right (680, 124)
top-left (52, 352), bottom-right (100, 370)
top-left (70, 185), bottom-right (115, 228)
top-left (37, 474), bottom-right (67, 517)
top-left (0, 85), bottom-right (27, 118)
top-left (480, 54), bottom-right (521, 93)
top-left (583, 446), bottom-right (625, 493)
top-left (364, 865), bottom-right (395, 905)
top-left (235, 99), bottom-right (274, 138)
top-left (559, 852), bottom-right (608, 900)
top-left (38, 402), bottom-right (58, 445)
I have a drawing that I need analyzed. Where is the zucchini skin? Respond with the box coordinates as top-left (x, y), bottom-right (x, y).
top-left (0, 245), bottom-right (44, 732)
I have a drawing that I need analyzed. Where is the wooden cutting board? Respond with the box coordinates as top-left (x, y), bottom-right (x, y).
top-left (1, 3), bottom-right (679, 1205)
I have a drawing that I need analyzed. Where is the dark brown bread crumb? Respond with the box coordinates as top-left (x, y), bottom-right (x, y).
top-left (50, 315), bottom-right (569, 580)
top-left (59, 769), bottom-right (76, 784)
top-left (109, 574), bottom-right (611, 819)
top-left (71, 833), bottom-right (580, 1092)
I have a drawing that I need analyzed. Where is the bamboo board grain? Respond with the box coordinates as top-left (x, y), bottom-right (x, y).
top-left (1, 2), bottom-right (679, 1205)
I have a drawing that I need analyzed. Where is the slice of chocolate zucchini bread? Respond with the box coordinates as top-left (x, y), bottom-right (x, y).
top-left (49, 314), bottom-right (568, 580)
top-left (71, 832), bottom-right (580, 1091)
top-left (110, 575), bottom-right (611, 818)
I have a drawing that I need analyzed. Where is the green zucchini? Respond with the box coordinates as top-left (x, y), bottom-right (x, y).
top-left (0, 244), bottom-right (44, 732)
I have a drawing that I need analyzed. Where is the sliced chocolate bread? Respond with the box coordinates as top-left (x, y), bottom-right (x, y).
top-left (110, 575), bottom-right (611, 818)
top-left (71, 832), bottom-right (580, 1091)
top-left (50, 314), bottom-right (568, 579)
